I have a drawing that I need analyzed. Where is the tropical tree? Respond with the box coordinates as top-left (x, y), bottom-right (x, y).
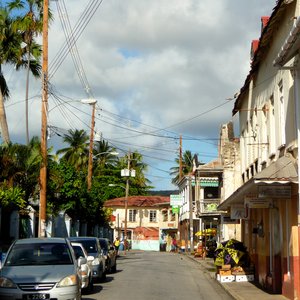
top-left (8, 0), bottom-right (49, 144)
top-left (113, 151), bottom-right (151, 195)
top-left (56, 129), bottom-right (89, 170)
top-left (0, 6), bottom-right (41, 144)
top-left (170, 150), bottom-right (195, 185)
top-left (93, 140), bottom-right (118, 176)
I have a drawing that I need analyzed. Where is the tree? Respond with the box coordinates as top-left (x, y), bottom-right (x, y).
top-left (8, 0), bottom-right (49, 144)
top-left (170, 150), bottom-right (194, 185)
top-left (56, 129), bottom-right (89, 170)
top-left (93, 140), bottom-right (118, 176)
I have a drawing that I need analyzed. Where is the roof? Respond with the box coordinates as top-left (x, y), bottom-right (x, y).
top-left (254, 153), bottom-right (298, 183)
top-left (133, 227), bottom-right (159, 239)
top-left (233, 0), bottom-right (285, 115)
top-left (104, 196), bottom-right (170, 208)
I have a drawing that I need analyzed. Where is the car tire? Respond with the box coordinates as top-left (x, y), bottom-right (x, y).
top-left (111, 263), bottom-right (117, 273)
top-left (86, 277), bottom-right (93, 293)
top-left (100, 264), bottom-right (106, 282)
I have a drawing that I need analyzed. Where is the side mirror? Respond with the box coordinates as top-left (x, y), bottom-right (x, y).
top-left (77, 256), bottom-right (87, 267)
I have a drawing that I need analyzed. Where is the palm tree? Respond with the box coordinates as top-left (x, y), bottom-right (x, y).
top-left (0, 6), bottom-right (41, 144)
top-left (56, 129), bottom-right (89, 170)
top-left (170, 150), bottom-right (195, 185)
top-left (93, 140), bottom-right (118, 175)
top-left (8, 0), bottom-right (49, 144)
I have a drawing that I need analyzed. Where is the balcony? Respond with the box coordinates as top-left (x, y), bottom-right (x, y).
top-left (196, 198), bottom-right (222, 216)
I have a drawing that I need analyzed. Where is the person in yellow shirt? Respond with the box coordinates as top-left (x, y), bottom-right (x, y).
top-left (114, 237), bottom-right (120, 256)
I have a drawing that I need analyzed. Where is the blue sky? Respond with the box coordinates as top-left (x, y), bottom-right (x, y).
top-left (3, 0), bottom-right (276, 190)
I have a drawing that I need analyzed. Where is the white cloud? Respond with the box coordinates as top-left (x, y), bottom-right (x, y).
top-left (3, 0), bottom-right (277, 190)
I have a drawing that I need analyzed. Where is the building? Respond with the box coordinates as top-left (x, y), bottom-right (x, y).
top-left (104, 195), bottom-right (178, 251)
top-left (219, 1), bottom-right (300, 298)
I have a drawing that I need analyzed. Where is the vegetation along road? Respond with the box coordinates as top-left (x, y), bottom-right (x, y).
top-left (83, 251), bottom-right (233, 300)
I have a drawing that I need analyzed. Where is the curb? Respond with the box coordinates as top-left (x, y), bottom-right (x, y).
top-left (185, 254), bottom-right (240, 300)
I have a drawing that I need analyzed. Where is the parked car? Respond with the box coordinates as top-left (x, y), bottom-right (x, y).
top-left (98, 238), bottom-right (117, 273)
top-left (0, 237), bottom-right (84, 300)
top-left (68, 237), bottom-right (106, 282)
top-left (71, 242), bottom-right (94, 292)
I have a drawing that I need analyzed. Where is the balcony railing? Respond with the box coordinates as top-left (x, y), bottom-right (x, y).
top-left (196, 198), bottom-right (222, 215)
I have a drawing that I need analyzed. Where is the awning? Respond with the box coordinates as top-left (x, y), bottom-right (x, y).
top-left (254, 153), bottom-right (298, 184)
top-left (218, 154), bottom-right (298, 210)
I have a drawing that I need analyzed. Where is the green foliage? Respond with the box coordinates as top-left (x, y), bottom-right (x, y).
top-left (0, 184), bottom-right (26, 208)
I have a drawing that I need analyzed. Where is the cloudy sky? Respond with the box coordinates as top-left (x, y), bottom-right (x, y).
top-left (4, 0), bottom-right (276, 190)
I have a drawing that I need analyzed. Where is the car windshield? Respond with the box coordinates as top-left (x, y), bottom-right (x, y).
top-left (5, 242), bottom-right (73, 266)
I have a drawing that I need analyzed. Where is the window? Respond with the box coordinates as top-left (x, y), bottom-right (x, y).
top-left (129, 209), bottom-right (137, 222)
top-left (149, 210), bottom-right (157, 222)
top-left (278, 82), bottom-right (286, 146)
top-left (162, 209), bottom-right (168, 222)
top-left (169, 210), bottom-right (176, 221)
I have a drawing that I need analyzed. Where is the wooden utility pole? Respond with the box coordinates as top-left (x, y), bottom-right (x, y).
top-left (124, 152), bottom-right (130, 254)
top-left (87, 102), bottom-right (96, 191)
top-left (179, 135), bottom-right (183, 180)
top-left (39, 0), bottom-right (49, 237)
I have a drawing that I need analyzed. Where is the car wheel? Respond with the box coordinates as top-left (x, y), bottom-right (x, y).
top-left (100, 264), bottom-right (107, 282)
top-left (107, 259), bottom-right (112, 273)
top-left (86, 276), bottom-right (93, 293)
top-left (111, 262), bottom-right (117, 273)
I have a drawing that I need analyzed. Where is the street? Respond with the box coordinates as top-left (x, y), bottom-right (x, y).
top-left (83, 251), bottom-right (233, 300)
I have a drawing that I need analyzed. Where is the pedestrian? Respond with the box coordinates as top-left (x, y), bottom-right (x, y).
top-left (171, 237), bottom-right (177, 252)
top-left (114, 237), bottom-right (120, 256)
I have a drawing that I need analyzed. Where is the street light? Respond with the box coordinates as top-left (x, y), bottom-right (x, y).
top-left (93, 151), bottom-right (119, 159)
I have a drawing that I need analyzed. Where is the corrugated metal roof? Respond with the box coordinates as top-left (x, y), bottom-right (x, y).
top-left (232, 0), bottom-right (286, 115)
top-left (254, 153), bottom-right (298, 182)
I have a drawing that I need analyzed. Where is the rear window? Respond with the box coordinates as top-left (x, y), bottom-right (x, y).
top-left (98, 239), bottom-right (108, 250)
top-left (74, 240), bottom-right (97, 254)
top-left (5, 242), bottom-right (73, 266)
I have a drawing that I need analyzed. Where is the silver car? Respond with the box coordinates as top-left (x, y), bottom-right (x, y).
top-left (0, 237), bottom-right (84, 300)
top-left (68, 237), bottom-right (106, 282)
top-left (71, 242), bottom-right (94, 292)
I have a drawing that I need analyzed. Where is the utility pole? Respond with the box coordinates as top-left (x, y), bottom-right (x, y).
top-left (39, 0), bottom-right (49, 237)
top-left (124, 152), bottom-right (130, 254)
top-left (179, 135), bottom-right (183, 180)
top-left (87, 102), bottom-right (96, 191)
top-left (189, 176), bottom-right (194, 254)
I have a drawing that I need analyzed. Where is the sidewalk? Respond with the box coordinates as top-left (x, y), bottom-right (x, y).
top-left (186, 254), bottom-right (289, 300)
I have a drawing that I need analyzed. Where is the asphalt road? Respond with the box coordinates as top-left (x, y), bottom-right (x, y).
top-left (82, 251), bottom-right (233, 300)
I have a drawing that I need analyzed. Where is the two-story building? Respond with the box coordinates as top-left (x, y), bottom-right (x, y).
top-left (103, 195), bottom-right (177, 251)
top-left (219, 1), bottom-right (300, 298)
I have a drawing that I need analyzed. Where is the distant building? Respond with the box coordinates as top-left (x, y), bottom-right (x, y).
top-left (104, 196), bottom-right (178, 251)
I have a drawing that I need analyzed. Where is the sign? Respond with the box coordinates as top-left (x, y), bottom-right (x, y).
top-left (258, 185), bottom-right (291, 199)
top-left (231, 205), bottom-right (248, 219)
top-left (172, 206), bottom-right (180, 214)
top-left (170, 194), bottom-right (183, 206)
top-left (245, 197), bottom-right (272, 208)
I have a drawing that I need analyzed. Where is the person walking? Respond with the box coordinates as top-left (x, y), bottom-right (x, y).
top-left (114, 237), bottom-right (120, 256)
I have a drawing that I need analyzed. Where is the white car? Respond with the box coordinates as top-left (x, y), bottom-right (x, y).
top-left (71, 242), bottom-right (94, 292)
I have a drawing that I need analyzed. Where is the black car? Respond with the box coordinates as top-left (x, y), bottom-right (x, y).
top-left (98, 238), bottom-right (117, 273)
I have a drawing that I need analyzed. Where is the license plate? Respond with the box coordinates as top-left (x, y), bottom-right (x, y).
top-left (23, 294), bottom-right (50, 300)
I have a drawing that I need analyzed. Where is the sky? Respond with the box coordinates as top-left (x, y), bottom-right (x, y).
top-left (3, 0), bottom-right (277, 191)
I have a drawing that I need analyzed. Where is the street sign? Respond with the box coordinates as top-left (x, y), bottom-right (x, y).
top-left (172, 206), bottom-right (180, 214)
